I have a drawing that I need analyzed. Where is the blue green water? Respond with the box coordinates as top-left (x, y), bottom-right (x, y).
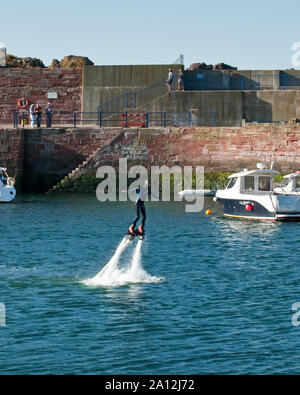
top-left (1, 194), bottom-right (300, 375)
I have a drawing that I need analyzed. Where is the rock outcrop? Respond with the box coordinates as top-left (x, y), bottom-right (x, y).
top-left (48, 55), bottom-right (94, 69)
top-left (5, 54), bottom-right (94, 69)
top-left (188, 62), bottom-right (213, 71)
top-left (213, 62), bottom-right (238, 71)
top-left (5, 54), bottom-right (46, 68)
top-left (187, 62), bottom-right (237, 71)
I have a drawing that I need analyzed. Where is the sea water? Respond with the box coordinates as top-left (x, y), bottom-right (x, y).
top-left (83, 237), bottom-right (163, 287)
top-left (1, 194), bottom-right (300, 374)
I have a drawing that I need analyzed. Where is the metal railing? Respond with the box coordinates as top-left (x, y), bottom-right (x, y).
top-left (13, 111), bottom-right (86, 128)
top-left (13, 110), bottom-right (217, 129)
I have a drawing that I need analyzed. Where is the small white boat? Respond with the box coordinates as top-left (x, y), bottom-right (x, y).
top-left (214, 163), bottom-right (300, 222)
top-left (0, 168), bottom-right (16, 203)
top-left (178, 189), bottom-right (216, 198)
top-left (274, 171), bottom-right (300, 195)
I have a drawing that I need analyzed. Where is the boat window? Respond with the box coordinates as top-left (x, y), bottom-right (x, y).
top-left (226, 177), bottom-right (237, 189)
top-left (245, 176), bottom-right (255, 191)
top-left (296, 177), bottom-right (300, 189)
top-left (258, 176), bottom-right (271, 191)
top-left (281, 178), bottom-right (289, 187)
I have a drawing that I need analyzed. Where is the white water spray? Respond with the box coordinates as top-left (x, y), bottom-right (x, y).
top-left (83, 238), bottom-right (163, 287)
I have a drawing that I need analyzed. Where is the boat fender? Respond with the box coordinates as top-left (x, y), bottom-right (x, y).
top-left (7, 177), bottom-right (16, 187)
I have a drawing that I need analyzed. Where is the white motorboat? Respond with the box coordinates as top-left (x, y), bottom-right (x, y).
top-left (0, 168), bottom-right (16, 203)
top-left (214, 163), bottom-right (300, 221)
top-left (274, 171), bottom-right (300, 195)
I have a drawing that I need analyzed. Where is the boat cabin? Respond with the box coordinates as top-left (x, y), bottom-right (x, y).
top-left (225, 165), bottom-right (280, 195)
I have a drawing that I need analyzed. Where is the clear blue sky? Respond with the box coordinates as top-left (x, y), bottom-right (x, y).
top-left (1, 0), bottom-right (299, 70)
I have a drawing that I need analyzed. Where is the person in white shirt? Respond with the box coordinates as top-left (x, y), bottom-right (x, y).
top-left (166, 67), bottom-right (174, 92)
top-left (29, 104), bottom-right (36, 128)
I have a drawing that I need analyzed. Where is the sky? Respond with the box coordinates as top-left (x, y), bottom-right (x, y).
top-left (0, 0), bottom-right (299, 70)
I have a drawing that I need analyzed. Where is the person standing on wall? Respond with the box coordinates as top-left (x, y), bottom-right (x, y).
top-left (44, 102), bottom-right (54, 128)
top-left (34, 103), bottom-right (43, 128)
top-left (177, 68), bottom-right (184, 91)
top-left (29, 104), bottom-right (36, 128)
top-left (166, 67), bottom-right (174, 93)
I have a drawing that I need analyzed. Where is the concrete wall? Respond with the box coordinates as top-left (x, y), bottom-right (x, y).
top-left (146, 91), bottom-right (243, 126)
top-left (134, 90), bottom-right (300, 126)
top-left (82, 66), bottom-right (300, 126)
top-left (242, 90), bottom-right (300, 122)
top-left (184, 70), bottom-right (300, 91)
top-left (82, 64), bottom-right (183, 112)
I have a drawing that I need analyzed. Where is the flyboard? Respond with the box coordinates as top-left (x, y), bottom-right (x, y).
top-left (97, 225), bottom-right (145, 278)
top-left (125, 225), bottom-right (145, 241)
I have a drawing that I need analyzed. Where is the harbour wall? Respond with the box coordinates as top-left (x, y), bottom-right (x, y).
top-left (82, 66), bottom-right (300, 125)
top-left (85, 124), bottom-right (300, 174)
top-left (2, 124), bottom-right (300, 192)
top-left (1, 66), bottom-right (300, 127)
top-left (0, 128), bottom-right (23, 186)
top-left (82, 65), bottom-right (175, 111)
top-left (145, 90), bottom-right (300, 126)
top-left (0, 68), bottom-right (82, 124)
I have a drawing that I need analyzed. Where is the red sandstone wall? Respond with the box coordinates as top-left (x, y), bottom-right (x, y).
top-left (0, 68), bottom-right (82, 124)
top-left (94, 125), bottom-right (300, 173)
top-left (0, 128), bottom-right (23, 176)
top-left (24, 128), bottom-right (122, 176)
top-left (2, 124), bottom-right (300, 192)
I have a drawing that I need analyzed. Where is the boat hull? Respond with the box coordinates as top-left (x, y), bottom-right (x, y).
top-left (0, 186), bottom-right (16, 202)
top-left (217, 198), bottom-right (300, 222)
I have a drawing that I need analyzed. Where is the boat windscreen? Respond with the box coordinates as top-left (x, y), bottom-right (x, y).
top-left (227, 177), bottom-right (237, 189)
top-left (281, 178), bottom-right (289, 188)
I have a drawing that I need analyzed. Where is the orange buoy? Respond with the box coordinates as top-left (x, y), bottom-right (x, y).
top-left (206, 209), bottom-right (212, 216)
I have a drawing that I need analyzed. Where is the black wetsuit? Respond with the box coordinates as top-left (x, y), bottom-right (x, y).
top-left (132, 197), bottom-right (146, 229)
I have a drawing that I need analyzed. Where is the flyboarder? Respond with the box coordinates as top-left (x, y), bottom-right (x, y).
top-left (127, 181), bottom-right (149, 240)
